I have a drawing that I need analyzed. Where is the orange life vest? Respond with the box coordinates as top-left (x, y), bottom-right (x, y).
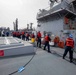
top-left (66, 38), bottom-right (74, 48)
top-left (44, 36), bottom-right (50, 42)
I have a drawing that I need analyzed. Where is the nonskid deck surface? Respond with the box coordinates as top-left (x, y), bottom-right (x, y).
top-left (0, 36), bottom-right (22, 45)
top-left (0, 47), bottom-right (76, 75)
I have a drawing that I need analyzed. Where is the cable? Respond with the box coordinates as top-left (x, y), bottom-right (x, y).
top-left (9, 71), bottom-right (18, 75)
top-left (8, 42), bottom-right (38, 75)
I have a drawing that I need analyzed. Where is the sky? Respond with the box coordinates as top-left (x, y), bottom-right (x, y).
top-left (0, 0), bottom-right (50, 30)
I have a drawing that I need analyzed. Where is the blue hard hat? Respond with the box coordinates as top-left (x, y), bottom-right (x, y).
top-left (69, 34), bottom-right (73, 38)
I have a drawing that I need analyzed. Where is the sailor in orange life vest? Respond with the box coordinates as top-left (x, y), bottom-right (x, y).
top-left (63, 34), bottom-right (74, 62)
top-left (43, 34), bottom-right (51, 53)
top-left (22, 31), bottom-right (25, 40)
top-left (37, 31), bottom-right (42, 48)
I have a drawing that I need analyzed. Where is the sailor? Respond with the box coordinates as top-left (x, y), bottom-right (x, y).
top-left (31, 33), bottom-right (35, 46)
top-left (43, 34), bottom-right (51, 53)
top-left (6, 31), bottom-right (9, 37)
top-left (21, 31), bottom-right (25, 40)
top-left (26, 32), bottom-right (29, 41)
top-left (37, 31), bottom-right (42, 48)
top-left (31, 33), bottom-right (35, 38)
top-left (63, 34), bottom-right (74, 62)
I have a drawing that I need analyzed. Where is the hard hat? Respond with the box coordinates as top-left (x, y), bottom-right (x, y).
top-left (69, 34), bottom-right (73, 38)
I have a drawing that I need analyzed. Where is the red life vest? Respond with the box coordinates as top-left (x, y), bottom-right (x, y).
top-left (18, 32), bottom-right (20, 36)
top-left (37, 32), bottom-right (41, 38)
top-left (13, 32), bottom-right (16, 35)
top-left (66, 38), bottom-right (74, 48)
top-left (16, 32), bottom-right (19, 36)
top-left (31, 34), bottom-right (35, 38)
top-left (22, 32), bottom-right (25, 35)
top-left (44, 36), bottom-right (50, 42)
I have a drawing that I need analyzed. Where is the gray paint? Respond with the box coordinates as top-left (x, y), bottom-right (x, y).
top-left (0, 48), bottom-right (76, 75)
top-left (36, 0), bottom-right (76, 49)
top-left (37, 18), bottom-right (63, 37)
top-left (4, 45), bottom-right (35, 56)
top-left (0, 43), bottom-right (24, 49)
top-left (37, 1), bottom-right (76, 20)
top-left (0, 37), bottom-right (35, 57)
top-left (75, 38), bottom-right (76, 50)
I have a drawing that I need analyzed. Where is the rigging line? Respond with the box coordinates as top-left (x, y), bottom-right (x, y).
top-left (8, 43), bottom-right (38, 75)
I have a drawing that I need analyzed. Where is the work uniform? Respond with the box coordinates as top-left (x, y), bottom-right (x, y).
top-left (22, 31), bottom-right (25, 40)
top-left (12, 32), bottom-right (16, 37)
top-left (31, 33), bottom-right (35, 46)
top-left (26, 32), bottom-right (29, 41)
top-left (6, 32), bottom-right (9, 36)
top-left (37, 32), bottom-right (41, 48)
top-left (63, 38), bottom-right (74, 62)
top-left (16, 32), bottom-right (19, 38)
top-left (17, 32), bottom-right (21, 38)
top-left (44, 35), bottom-right (51, 53)
top-left (31, 33), bottom-right (35, 38)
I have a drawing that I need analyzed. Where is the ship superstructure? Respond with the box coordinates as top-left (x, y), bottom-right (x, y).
top-left (36, 0), bottom-right (76, 49)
